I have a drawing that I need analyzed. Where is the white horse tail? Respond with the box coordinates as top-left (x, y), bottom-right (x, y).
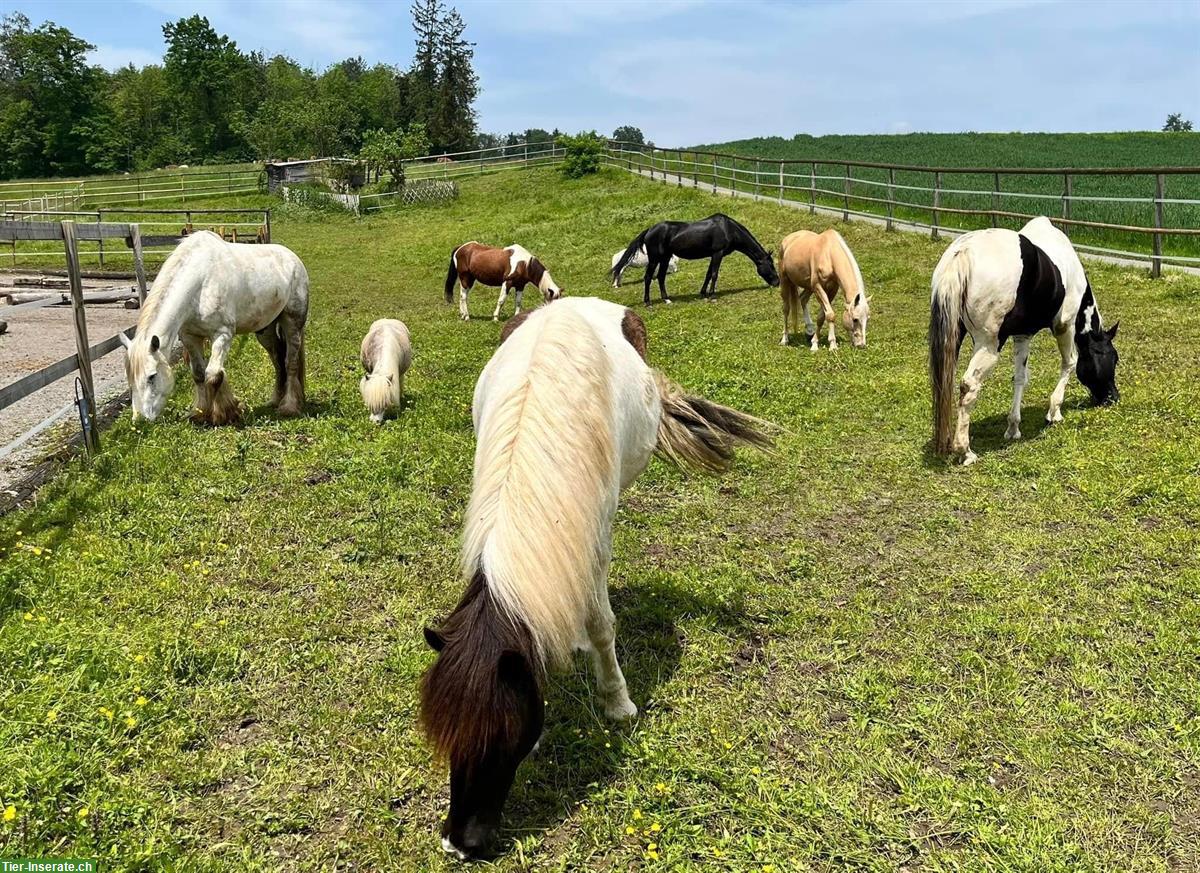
top-left (831, 230), bottom-right (866, 300)
top-left (462, 307), bottom-right (614, 669)
top-left (930, 243), bottom-right (969, 455)
top-left (653, 371), bottom-right (774, 475)
top-left (612, 229), bottom-right (649, 286)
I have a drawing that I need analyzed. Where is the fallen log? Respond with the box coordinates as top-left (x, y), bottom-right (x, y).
top-left (2, 289), bottom-right (136, 305)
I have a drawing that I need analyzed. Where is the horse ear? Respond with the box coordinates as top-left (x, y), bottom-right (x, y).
top-left (1106, 321), bottom-right (1119, 339)
top-left (423, 627), bottom-right (445, 652)
top-left (149, 335), bottom-right (160, 354)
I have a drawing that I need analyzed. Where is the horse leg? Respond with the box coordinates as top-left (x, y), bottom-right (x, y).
top-left (255, 322), bottom-right (287, 406)
top-left (459, 275), bottom-right (473, 321)
top-left (814, 288), bottom-right (836, 350)
top-left (780, 281), bottom-right (794, 345)
top-left (1046, 328), bottom-right (1077, 425)
top-left (513, 282), bottom-right (525, 315)
top-left (492, 281), bottom-right (510, 321)
top-left (708, 253), bottom-right (724, 300)
top-left (800, 290), bottom-right (817, 348)
top-left (1005, 337), bottom-right (1031, 440)
top-left (585, 602), bottom-right (637, 720)
top-left (643, 259), bottom-right (655, 306)
top-left (954, 340), bottom-right (1000, 465)
top-left (278, 310), bottom-right (306, 418)
top-left (699, 258), bottom-right (716, 298)
top-left (656, 258), bottom-right (671, 304)
top-left (203, 329), bottom-right (241, 426)
top-left (182, 334), bottom-right (210, 419)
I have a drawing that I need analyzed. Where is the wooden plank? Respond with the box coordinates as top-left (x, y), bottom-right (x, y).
top-left (0, 223), bottom-right (64, 241)
top-left (130, 234), bottom-right (184, 248)
top-left (1152, 173), bottom-right (1164, 278)
top-left (130, 224), bottom-right (148, 304)
top-left (74, 223), bottom-right (133, 241)
top-left (62, 221), bottom-right (99, 453)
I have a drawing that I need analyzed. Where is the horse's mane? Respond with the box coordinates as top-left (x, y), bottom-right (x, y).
top-left (460, 304), bottom-right (615, 668)
top-left (135, 230), bottom-right (221, 339)
top-left (420, 572), bottom-right (538, 768)
top-left (829, 230), bottom-right (866, 302)
top-left (717, 213), bottom-right (769, 259)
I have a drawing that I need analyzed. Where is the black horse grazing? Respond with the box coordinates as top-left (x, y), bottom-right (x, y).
top-left (613, 213), bottom-right (780, 305)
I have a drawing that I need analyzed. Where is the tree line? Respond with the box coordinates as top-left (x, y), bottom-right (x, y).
top-left (0, 0), bottom-right (479, 179)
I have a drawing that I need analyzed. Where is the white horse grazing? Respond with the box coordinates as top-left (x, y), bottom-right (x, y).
top-left (419, 297), bottom-right (772, 860)
top-left (120, 230), bottom-right (308, 424)
top-left (359, 318), bottom-right (412, 423)
top-left (611, 246), bottom-right (678, 288)
top-left (930, 216), bottom-right (1119, 465)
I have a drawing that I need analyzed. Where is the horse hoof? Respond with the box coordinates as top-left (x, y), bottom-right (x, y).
top-left (664, 298), bottom-right (673, 305)
top-left (962, 451), bottom-right (980, 467)
top-left (277, 403), bottom-right (301, 419)
top-left (605, 697), bottom-right (638, 720)
top-left (780, 337), bottom-right (789, 346)
top-left (1004, 426), bottom-right (1021, 441)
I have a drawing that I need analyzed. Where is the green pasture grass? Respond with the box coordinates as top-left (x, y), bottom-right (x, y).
top-left (1, 167), bottom-right (1198, 871)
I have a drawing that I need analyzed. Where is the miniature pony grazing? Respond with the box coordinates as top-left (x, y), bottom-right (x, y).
top-left (359, 318), bottom-right (412, 423)
top-left (777, 229), bottom-right (871, 350)
top-left (420, 297), bottom-right (772, 860)
top-left (120, 230), bottom-right (308, 424)
top-left (930, 216), bottom-right (1119, 465)
top-left (444, 241), bottom-right (563, 322)
top-left (610, 246), bottom-right (678, 288)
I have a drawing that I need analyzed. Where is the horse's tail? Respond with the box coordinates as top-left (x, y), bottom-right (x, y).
top-left (612, 228), bottom-right (649, 286)
top-left (461, 307), bottom-right (612, 669)
top-left (444, 245), bottom-right (461, 303)
top-left (930, 244), bottom-right (969, 455)
top-left (653, 371), bottom-right (775, 475)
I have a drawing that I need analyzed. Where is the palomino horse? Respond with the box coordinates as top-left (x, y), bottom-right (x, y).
top-left (930, 216), bottom-right (1119, 465)
top-left (120, 230), bottom-right (308, 424)
top-left (420, 297), bottom-right (772, 860)
top-left (778, 229), bottom-right (871, 350)
top-left (612, 213), bottom-right (779, 305)
top-left (359, 318), bottom-right (412, 423)
top-left (610, 246), bottom-right (678, 288)
top-left (444, 241), bottom-right (563, 322)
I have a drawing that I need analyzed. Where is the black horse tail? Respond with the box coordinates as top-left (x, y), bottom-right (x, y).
top-left (444, 245), bottom-right (461, 303)
top-left (612, 229), bottom-right (649, 286)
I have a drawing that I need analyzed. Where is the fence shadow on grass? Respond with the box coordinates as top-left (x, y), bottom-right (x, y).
top-left (496, 573), bottom-right (763, 856)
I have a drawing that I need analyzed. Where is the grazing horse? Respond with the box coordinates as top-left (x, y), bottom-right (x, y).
top-left (120, 230), bottom-right (308, 424)
top-left (359, 318), bottom-right (412, 423)
top-left (778, 229), bottom-right (871, 350)
top-left (612, 213), bottom-right (779, 305)
top-left (444, 241), bottom-right (563, 322)
top-left (610, 246), bottom-right (678, 288)
top-left (930, 216), bottom-right (1119, 465)
top-left (419, 297), bottom-right (772, 860)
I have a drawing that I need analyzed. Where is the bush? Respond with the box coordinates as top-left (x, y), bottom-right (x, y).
top-left (359, 124), bottom-right (430, 191)
top-left (557, 131), bottom-right (604, 178)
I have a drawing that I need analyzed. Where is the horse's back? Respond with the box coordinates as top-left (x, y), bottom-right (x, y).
top-left (1019, 216), bottom-right (1088, 300)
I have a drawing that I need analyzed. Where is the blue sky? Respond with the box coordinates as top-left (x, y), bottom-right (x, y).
top-left (14, 0), bottom-right (1200, 144)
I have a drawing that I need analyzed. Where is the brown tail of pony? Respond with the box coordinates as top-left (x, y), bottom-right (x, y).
top-left (653, 371), bottom-right (774, 474)
top-left (930, 247), bottom-right (968, 455)
top-left (444, 246), bottom-right (460, 303)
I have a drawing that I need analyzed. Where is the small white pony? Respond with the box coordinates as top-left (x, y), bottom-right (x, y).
top-left (420, 296), bottom-right (773, 860)
top-left (610, 246), bottom-right (678, 289)
top-left (121, 231), bottom-right (308, 424)
top-left (359, 318), bottom-right (412, 423)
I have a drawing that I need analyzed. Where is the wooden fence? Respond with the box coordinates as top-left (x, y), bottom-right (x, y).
top-left (605, 141), bottom-right (1200, 276)
top-left (0, 166), bottom-right (263, 214)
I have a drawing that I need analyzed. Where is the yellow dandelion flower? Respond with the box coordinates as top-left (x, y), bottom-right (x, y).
top-left (77, 806), bottom-right (89, 819)
top-left (3, 805), bottom-right (15, 822)
top-left (38, 615), bottom-right (47, 623)
top-left (135, 696), bottom-right (148, 707)
top-left (22, 612), bottom-right (32, 621)
top-left (751, 767), bottom-right (761, 775)
top-left (646, 850), bottom-right (659, 860)
top-left (625, 826), bottom-right (635, 835)
top-left (647, 843), bottom-right (657, 851)
top-left (655, 782), bottom-right (667, 792)
top-left (724, 742), bottom-right (733, 750)
top-left (712, 848), bottom-right (724, 857)
top-left (762, 866), bottom-right (775, 873)
top-left (46, 710), bottom-right (58, 723)
top-left (125, 716), bottom-right (137, 729)
top-left (650, 822), bottom-right (661, 833)
top-left (31, 546), bottom-right (42, 556)
top-left (633, 809), bottom-right (643, 820)
top-left (133, 654), bottom-right (145, 663)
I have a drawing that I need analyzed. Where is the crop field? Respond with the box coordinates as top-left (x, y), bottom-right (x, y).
top-left (658, 132), bottom-right (1200, 263)
top-left (1, 167), bottom-right (1199, 871)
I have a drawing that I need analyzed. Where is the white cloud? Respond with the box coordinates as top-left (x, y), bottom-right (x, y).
top-left (89, 44), bottom-right (162, 70)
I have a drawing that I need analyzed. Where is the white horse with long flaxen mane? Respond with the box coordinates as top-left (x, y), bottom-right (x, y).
top-left (359, 318), bottom-right (412, 423)
top-left (121, 230), bottom-right (308, 424)
top-left (930, 216), bottom-right (1119, 465)
top-left (419, 297), bottom-right (773, 860)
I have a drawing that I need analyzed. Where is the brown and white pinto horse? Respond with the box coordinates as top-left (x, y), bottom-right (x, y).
top-left (778, 229), bottom-right (871, 350)
top-left (419, 297), bottom-right (772, 860)
top-left (444, 241), bottom-right (563, 322)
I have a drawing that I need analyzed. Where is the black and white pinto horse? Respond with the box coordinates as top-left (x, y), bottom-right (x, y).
top-left (930, 216), bottom-right (1119, 465)
top-left (612, 213), bottom-right (780, 305)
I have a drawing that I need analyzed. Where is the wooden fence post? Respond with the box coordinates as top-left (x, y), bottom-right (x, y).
top-left (755, 159), bottom-right (761, 200)
top-left (677, 150), bottom-right (683, 187)
top-left (843, 164), bottom-right (851, 221)
top-left (97, 209), bottom-right (105, 268)
top-left (991, 172), bottom-right (1000, 228)
top-left (61, 220), bottom-right (99, 453)
top-left (265, 209), bottom-right (272, 244)
top-left (931, 172), bottom-right (942, 240)
top-left (809, 163), bottom-right (816, 214)
top-left (1063, 173), bottom-right (1072, 221)
top-left (692, 152), bottom-right (698, 188)
top-left (712, 155), bottom-right (717, 194)
top-left (1152, 173), bottom-right (1164, 278)
top-left (778, 161), bottom-right (784, 204)
top-left (130, 224), bottom-right (147, 305)
top-left (886, 168), bottom-right (895, 231)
